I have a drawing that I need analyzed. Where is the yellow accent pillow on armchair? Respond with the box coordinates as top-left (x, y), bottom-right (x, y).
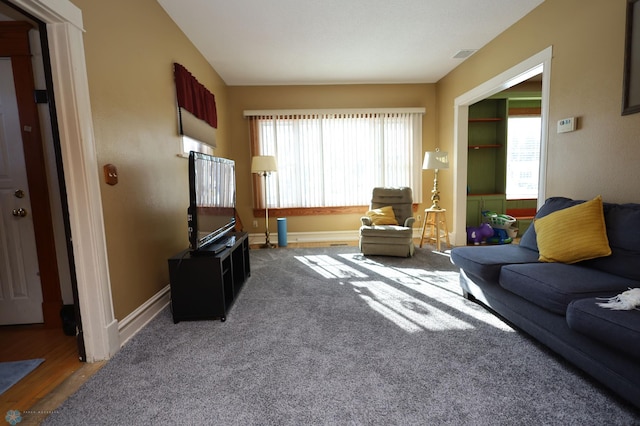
top-left (365, 206), bottom-right (399, 226)
top-left (534, 196), bottom-right (611, 263)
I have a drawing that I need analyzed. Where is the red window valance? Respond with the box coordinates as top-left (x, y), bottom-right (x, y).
top-left (174, 62), bottom-right (217, 128)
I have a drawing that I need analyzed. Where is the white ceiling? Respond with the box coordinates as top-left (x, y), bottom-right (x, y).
top-left (157, 0), bottom-right (544, 86)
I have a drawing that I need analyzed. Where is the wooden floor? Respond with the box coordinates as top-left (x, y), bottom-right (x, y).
top-left (0, 325), bottom-right (87, 423)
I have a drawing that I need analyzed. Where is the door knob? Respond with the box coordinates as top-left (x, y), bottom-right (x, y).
top-left (12, 208), bottom-right (27, 217)
top-left (14, 189), bottom-right (25, 198)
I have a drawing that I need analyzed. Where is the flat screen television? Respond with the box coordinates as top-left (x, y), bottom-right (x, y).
top-left (188, 152), bottom-right (236, 252)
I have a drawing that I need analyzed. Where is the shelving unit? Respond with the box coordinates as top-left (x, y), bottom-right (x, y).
top-left (468, 117), bottom-right (502, 122)
top-left (168, 232), bottom-right (250, 323)
top-left (469, 144), bottom-right (501, 150)
top-left (467, 98), bottom-right (507, 227)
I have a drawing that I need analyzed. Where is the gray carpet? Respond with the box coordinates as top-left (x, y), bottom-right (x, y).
top-left (44, 246), bottom-right (639, 425)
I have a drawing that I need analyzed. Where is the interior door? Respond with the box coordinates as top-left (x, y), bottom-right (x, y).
top-left (0, 57), bottom-right (43, 325)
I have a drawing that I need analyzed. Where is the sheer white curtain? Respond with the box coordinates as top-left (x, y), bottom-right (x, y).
top-left (248, 109), bottom-right (423, 208)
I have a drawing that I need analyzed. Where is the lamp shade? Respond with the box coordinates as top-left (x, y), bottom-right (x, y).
top-left (422, 149), bottom-right (449, 170)
top-left (251, 155), bottom-right (277, 173)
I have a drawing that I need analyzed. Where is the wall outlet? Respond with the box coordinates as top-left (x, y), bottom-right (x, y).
top-left (557, 117), bottom-right (576, 133)
top-left (253, 220), bottom-right (258, 228)
top-left (417, 215), bottom-right (422, 223)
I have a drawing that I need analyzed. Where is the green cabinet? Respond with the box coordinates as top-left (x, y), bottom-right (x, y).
top-left (505, 198), bottom-right (538, 237)
top-left (466, 194), bottom-right (506, 227)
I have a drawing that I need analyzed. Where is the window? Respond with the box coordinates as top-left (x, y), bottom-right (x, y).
top-left (246, 109), bottom-right (424, 210)
top-left (506, 116), bottom-right (541, 199)
top-left (181, 135), bottom-right (214, 157)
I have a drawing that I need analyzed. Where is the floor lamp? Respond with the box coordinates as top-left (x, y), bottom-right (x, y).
top-left (422, 148), bottom-right (449, 210)
top-left (251, 155), bottom-right (278, 248)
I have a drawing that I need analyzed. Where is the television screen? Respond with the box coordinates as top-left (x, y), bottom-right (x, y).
top-left (188, 152), bottom-right (236, 251)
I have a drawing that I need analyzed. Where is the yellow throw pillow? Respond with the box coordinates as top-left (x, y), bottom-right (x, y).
top-left (366, 206), bottom-right (399, 226)
top-left (534, 196), bottom-right (611, 263)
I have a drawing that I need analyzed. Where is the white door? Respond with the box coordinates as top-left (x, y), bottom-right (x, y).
top-left (0, 58), bottom-right (43, 325)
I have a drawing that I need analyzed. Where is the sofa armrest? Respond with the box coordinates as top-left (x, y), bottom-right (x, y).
top-left (361, 216), bottom-right (372, 226)
top-left (404, 217), bottom-right (415, 227)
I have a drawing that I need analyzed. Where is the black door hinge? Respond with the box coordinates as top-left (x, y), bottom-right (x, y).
top-left (34, 90), bottom-right (48, 104)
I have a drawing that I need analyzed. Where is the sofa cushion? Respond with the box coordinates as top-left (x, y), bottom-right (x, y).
top-left (582, 202), bottom-right (640, 281)
top-left (365, 206), bottom-right (399, 225)
top-left (450, 245), bottom-right (539, 284)
top-left (534, 196), bottom-right (611, 264)
top-left (520, 197), bottom-right (640, 280)
top-left (359, 225), bottom-right (412, 239)
top-left (567, 297), bottom-right (640, 359)
top-left (499, 263), bottom-right (637, 315)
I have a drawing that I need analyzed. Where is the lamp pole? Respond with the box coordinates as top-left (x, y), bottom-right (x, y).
top-left (430, 168), bottom-right (442, 210)
top-left (262, 171), bottom-right (274, 248)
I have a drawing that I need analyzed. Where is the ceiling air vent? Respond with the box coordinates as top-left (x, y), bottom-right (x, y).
top-left (452, 49), bottom-right (477, 59)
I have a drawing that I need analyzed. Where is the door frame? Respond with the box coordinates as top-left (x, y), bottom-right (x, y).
top-left (452, 46), bottom-right (553, 247)
top-left (8, 0), bottom-right (119, 361)
top-left (0, 21), bottom-right (62, 327)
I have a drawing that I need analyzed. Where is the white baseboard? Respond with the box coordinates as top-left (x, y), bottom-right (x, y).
top-left (248, 229), bottom-right (429, 246)
top-left (249, 230), bottom-right (358, 246)
top-left (118, 285), bottom-right (171, 348)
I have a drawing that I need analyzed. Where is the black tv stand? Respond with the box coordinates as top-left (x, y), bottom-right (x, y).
top-left (168, 232), bottom-right (250, 323)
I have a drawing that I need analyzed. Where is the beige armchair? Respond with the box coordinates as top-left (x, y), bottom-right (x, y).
top-left (359, 187), bottom-right (415, 257)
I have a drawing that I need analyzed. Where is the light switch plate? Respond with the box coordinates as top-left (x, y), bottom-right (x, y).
top-left (557, 117), bottom-right (576, 133)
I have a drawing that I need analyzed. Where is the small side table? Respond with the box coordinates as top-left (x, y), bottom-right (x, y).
top-left (420, 208), bottom-right (451, 251)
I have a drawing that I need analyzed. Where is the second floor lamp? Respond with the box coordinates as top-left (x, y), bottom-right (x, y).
top-left (422, 148), bottom-right (449, 210)
top-left (251, 155), bottom-right (278, 248)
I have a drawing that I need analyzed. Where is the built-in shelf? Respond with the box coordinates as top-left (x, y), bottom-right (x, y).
top-left (467, 98), bottom-right (507, 227)
top-left (469, 117), bottom-right (502, 122)
top-left (469, 144), bottom-right (502, 150)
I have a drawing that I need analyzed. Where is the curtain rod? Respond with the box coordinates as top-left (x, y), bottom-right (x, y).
top-left (243, 107), bottom-right (425, 117)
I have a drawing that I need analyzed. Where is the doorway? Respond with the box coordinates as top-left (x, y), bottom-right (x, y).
top-left (5, 0), bottom-right (120, 362)
top-left (0, 19), bottom-right (77, 329)
top-left (452, 47), bottom-right (552, 247)
top-left (0, 56), bottom-right (45, 325)
top-left (465, 78), bottom-right (543, 237)
top-left (0, 4), bottom-right (84, 410)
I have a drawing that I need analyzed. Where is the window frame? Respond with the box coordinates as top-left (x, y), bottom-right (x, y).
top-left (245, 108), bottom-right (425, 215)
top-left (505, 110), bottom-right (542, 200)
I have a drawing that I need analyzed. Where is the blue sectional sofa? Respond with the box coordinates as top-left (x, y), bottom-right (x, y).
top-left (451, 197), bottom-right (640, 409)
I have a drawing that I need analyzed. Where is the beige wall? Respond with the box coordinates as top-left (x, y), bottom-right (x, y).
top-left (228, 84), bottom-right (438, 236)
top-left (437, 0), bottom-right (640, 229)
top-left (71, 0), bottom-right (228, 319)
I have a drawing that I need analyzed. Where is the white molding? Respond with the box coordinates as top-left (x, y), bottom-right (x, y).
top-left (119, 285), bottom-right (171, 348)
top-left (250, 230), bottom-right (358, 246)
top-left (11, 0), bottom-right (83, 30)
top-left (248, 228), bottom-right (428, 246)
top-left (9, 0), bottom-right (119, 361)
top-left (452, 46), bottom-right (553, 247)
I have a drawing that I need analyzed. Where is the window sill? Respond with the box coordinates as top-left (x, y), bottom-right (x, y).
top-left (253, 204), bottom-right (420, 217)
